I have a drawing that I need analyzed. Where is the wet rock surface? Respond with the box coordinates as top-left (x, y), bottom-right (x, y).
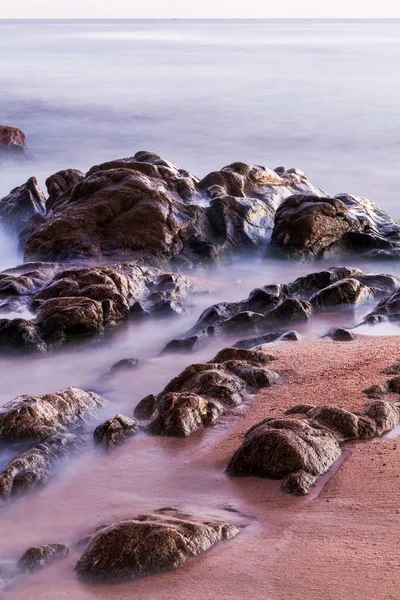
top-left (164, 266), bottom-right (392, 352)
top-left (75, 508), bottom-right (240, 583)
top-left (362, 288), bottom-right (400, 325)
top-left (94, 414), bottom-right (138, 448)
top-left (19, 152), bottom-right (325, 264)
top-left (272, 193), bottom-right (400, 260)
top-left (18, 544), bottom-right (69, 573)
top-left (0, 177), bottom-right (46, 234)
top-left (135, 347), bottom-right (278, 436)
top-left (0, 125), bottom-right (27, 154)
top-left (227, 400), bottom-right (400, 494)
top-left (0, 433), bottom-right (88, 502)
top-left (0, 387), bottom-right (106, 442)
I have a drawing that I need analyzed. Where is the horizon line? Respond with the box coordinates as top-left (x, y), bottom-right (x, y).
top-left (1, 17), bottom-right (400, 21)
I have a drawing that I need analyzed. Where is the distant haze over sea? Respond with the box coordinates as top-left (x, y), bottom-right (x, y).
top-left (1, 19), bottom-right (400, 219)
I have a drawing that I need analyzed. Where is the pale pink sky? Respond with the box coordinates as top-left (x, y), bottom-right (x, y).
top-left (0, 0), bottom-right (400, 19)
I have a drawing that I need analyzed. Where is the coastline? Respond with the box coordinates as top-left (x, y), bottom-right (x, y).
top-left (4, 334), bottom-right (400, 599)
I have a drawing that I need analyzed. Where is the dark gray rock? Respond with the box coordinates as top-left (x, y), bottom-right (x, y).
top-left (323, 328), bottom-right (355, 342)
top-left (18, 544), bottom-right (69, 573)
top-left (0, 177), bottom-right (46, 234)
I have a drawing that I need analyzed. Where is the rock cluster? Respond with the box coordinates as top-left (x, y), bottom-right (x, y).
top-left (75, 508), bottom-right (240, 583)
top-left (134, 347), bottom-right (279, 436)
top-left (227, 400), bottom-right (400, 495)
top-left (163, 266), bottom-right (396, 353)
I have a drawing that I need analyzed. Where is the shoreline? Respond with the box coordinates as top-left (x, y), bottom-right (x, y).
top-left (4, 334), bottom-right (400, 599)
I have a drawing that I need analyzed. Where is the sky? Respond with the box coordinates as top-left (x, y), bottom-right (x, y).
top-left (0, 0), bottom-right (399, 19)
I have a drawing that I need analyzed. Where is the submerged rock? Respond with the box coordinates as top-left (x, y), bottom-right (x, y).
top-left (0, 177), bottom-right (46, 234)
top-left (18, 544), bottom-right (69, 573)
top-left (93, 414), bottom-right (138, 448)
top-left (105, 358), bottom-right (143, 377)
top-left (75, 508), bottom-right (240, 583)
top-left (227, 400), bottom-right (400, 494)
top-left (0, 387), bottom-right (106, 442)
top-left (0, 433), bottom-right (88, 502)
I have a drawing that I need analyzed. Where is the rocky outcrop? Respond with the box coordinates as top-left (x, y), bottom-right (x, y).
top-left (163, 266), bottom-right (398, 353)
top-left (75, 508), bottom-right (240, 583)
top-left (0, 125), bottom-right (26, 153)
top-left (93, 414), bottom-right (138, 448)
top-left (227, 400), bottom-right (400, 495)
top-left (0, 387), bottom-right (106, 442)
top-left (130, 273), bottom-right (196, 318)
top-left (20, 152), bottom-right (326, 265)
top-left (135, 347), bottom-right (278, 436)
top-left (0, 433), bottom-right (87, 502)
top-left (272, 194), bottom-right (400, 260)
top-left (0, 263), bottom-right (59, 296)
top-left (0, 177), bottom-right (46, 233)
top-left (18, 544), bottom-right (69, 573)
top-left (23, 153), bottom-right (218, 265)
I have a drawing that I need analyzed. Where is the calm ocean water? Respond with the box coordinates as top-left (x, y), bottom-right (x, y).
top-left (1, 19), bottom-right (400, 216)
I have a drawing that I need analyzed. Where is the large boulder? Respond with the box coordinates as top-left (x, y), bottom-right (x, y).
top-left (227, 400), bottom-right (400, 495)
top-left (272, 194), bottom-right (400, 260)
top-left (0, 125), bottom-right (26, 153)
top-left (0, 177), bottom-right (46, 233)
top-left (0, 387), bottom-right (106, 442)
top-left (0, 433), bottom-right (87, 502)
top-left (23, 152), bottom-right (218, 265)
top-left (75, 508), bottom-right (240, 583)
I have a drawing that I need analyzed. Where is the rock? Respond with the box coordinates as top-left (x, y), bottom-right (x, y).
top-left (0, 318), bottom-right (47, 352)
top-left (0, 387), bottom-right (106, 442)
top-left (363, 383), bottom-right (388, 399)
top-left (23, 153), bottom-right (218, 265)
top-left (32, 264), bottom-right (151, 344)
top-left (323, 327), bottom-right (355, 342)
top-left (228, 399), bottom-right (400, 494)
top-left (134, 394), bottom-right (158, 419)
top-left (281, 470), bottom-right (317, 496)
top-left (364, 400), bottom-right (400, 435)
top-left (233, 332), bottom-right (282, 349)
top-left (272, 193), bottom-right (400, 260)
top-left (135, 273), bottom-right (196, 319)
top-left (147, 393), bottom-right (223, 437)
top-left (383, 361), bottom-right (400, 375)
top-left (260, 299), bottom-right (313, 326)
top-left (45, 169), bottom-right (85, 211)
top-left (93, 414), bottom-right (138, 448)
top-left (0, 265), bottom-right (59, 295)
top-left (0, 433), bottom-right (87, 501)
top-left (306, 405), bottom-right (376, 440)
top-left (227, 417), bottom-right (341, 486)
top-left (387, 377), bottom-right (400, 394)
top-left (139, 348), bottom-right (278, 436)
top-left (362, 289), bottom-right (400, 324)
top-left (106, 358), bottom-right (142, 377)
top-left (161, 331), bottom-right (210, 355)
top-left (0, 177), bottom-right (46, 233)
top-left (279, 330), bottom-right (301, 341)
top-left (18, 544), bottom-right (69, 573)
top-left (310, 278), bottom-right (375, 309)
top-left (0, 125), bottom-right (26, 153)
top-left (285, 266), bottom-right (364, 297)
top-left (75, 508), bottom-right (240, 583)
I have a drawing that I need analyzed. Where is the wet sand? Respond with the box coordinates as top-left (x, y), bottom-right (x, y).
top-left (4, 335), bottom-right (400, 600)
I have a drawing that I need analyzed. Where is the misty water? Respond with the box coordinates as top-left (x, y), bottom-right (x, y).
top-left (1, 18), bottom-right (400, 598)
